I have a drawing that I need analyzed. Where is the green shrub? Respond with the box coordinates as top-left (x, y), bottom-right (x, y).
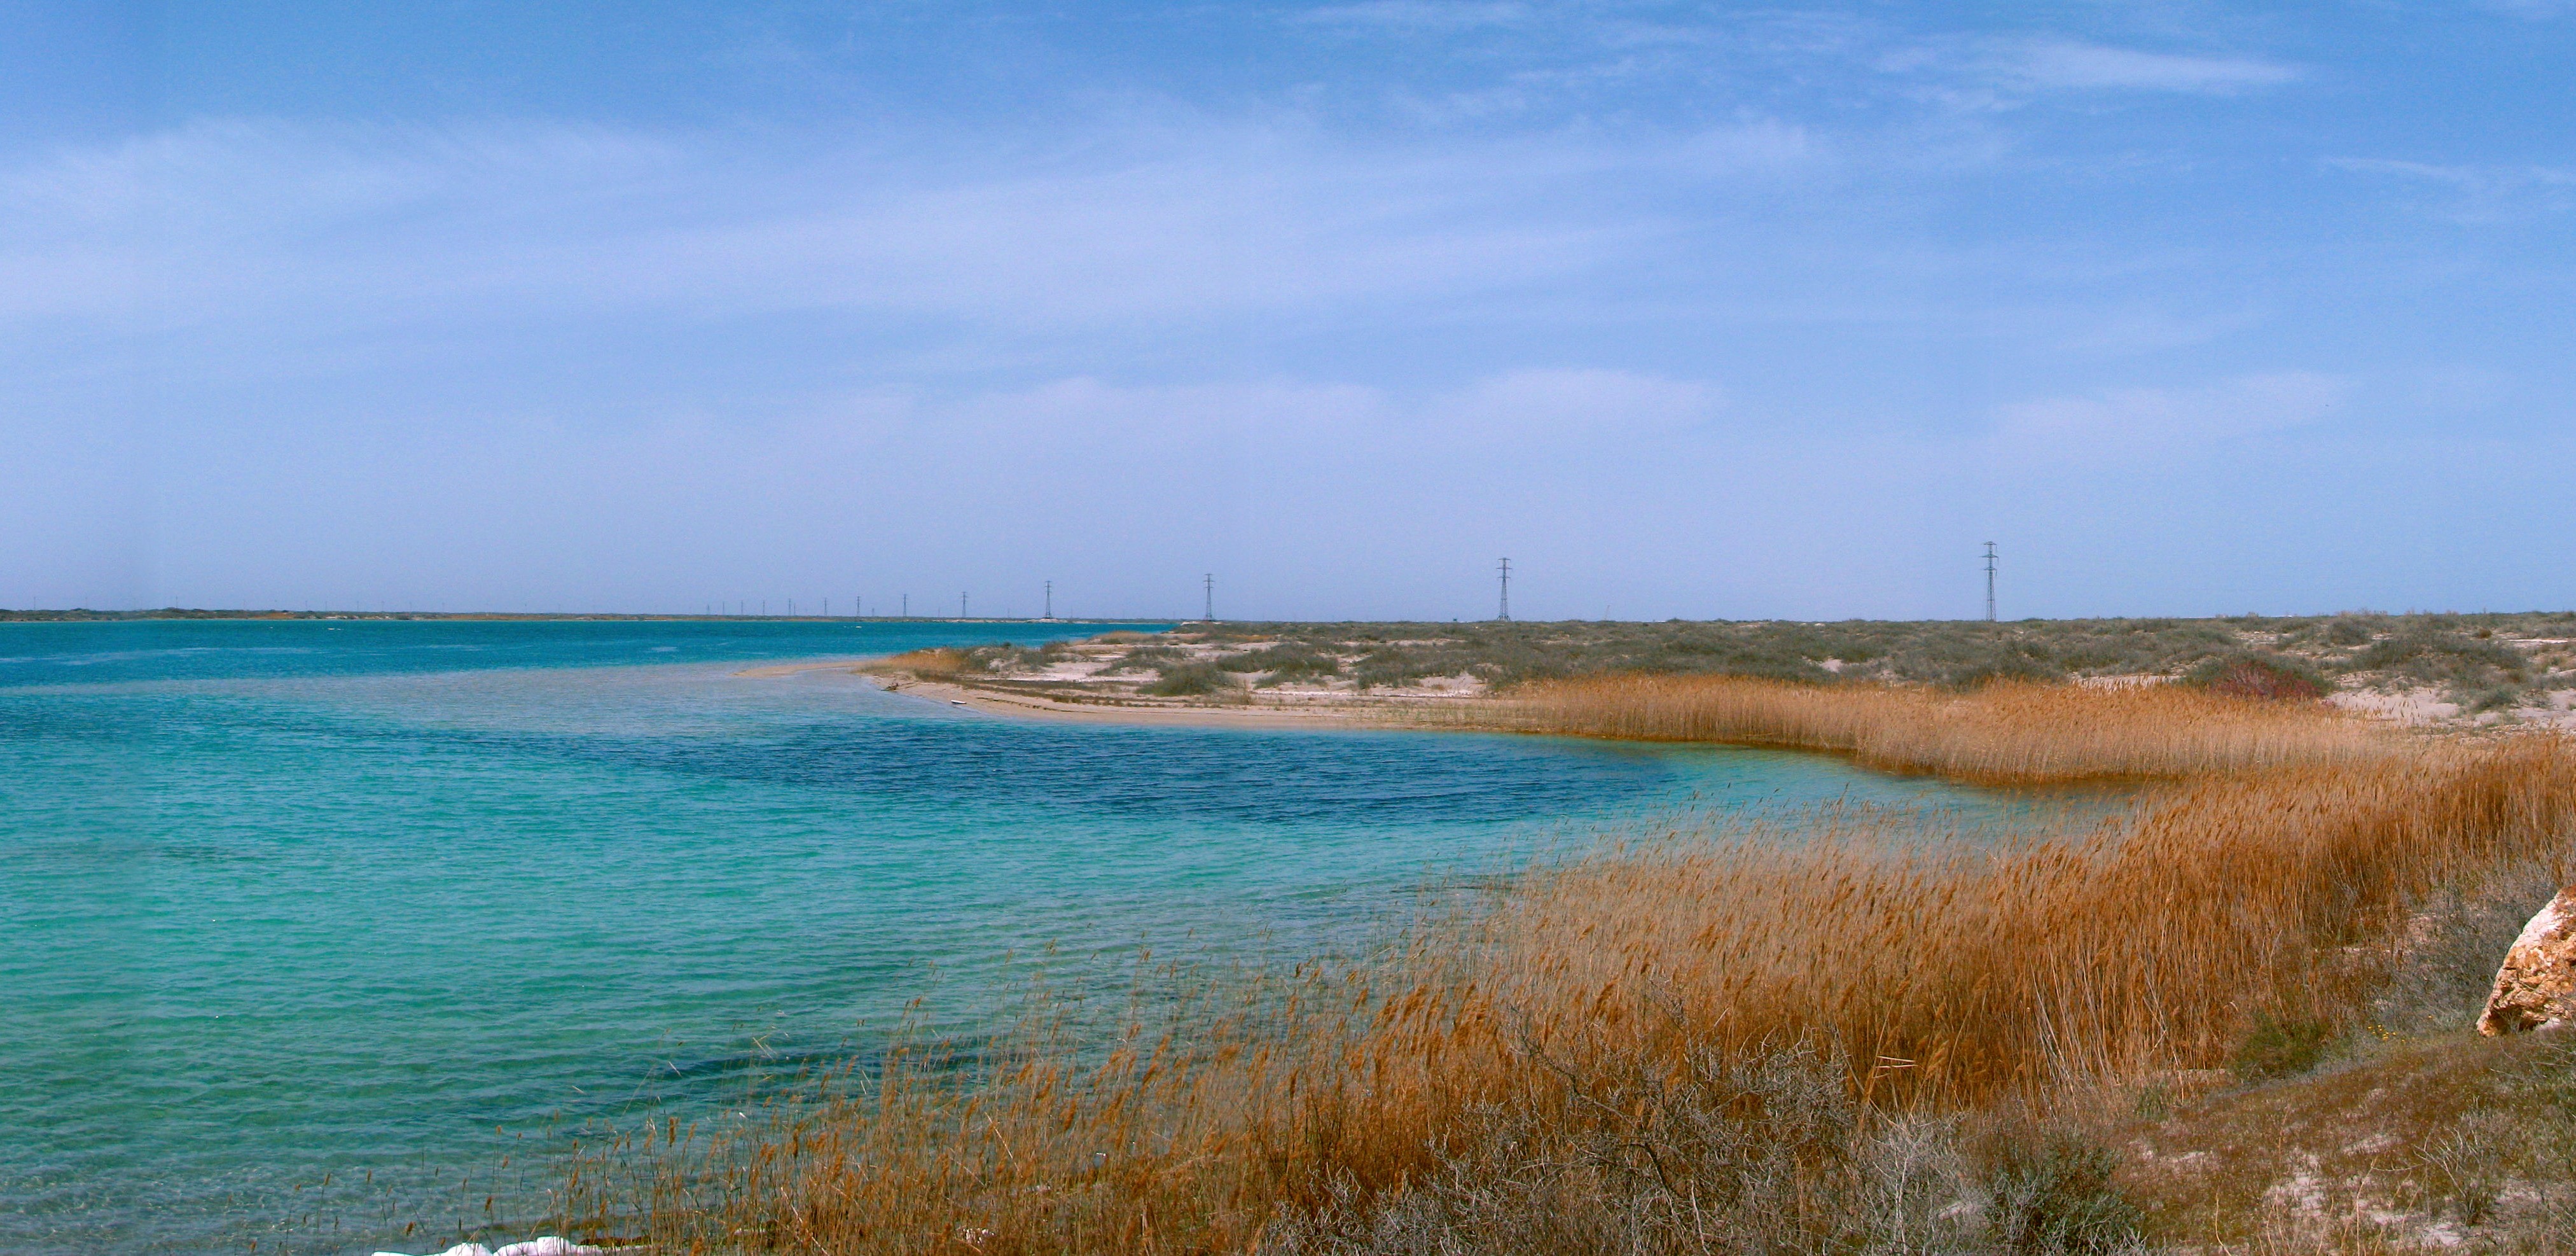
top-left (1930, 646), bottom-right (2067, 690)
top-left (1352, 647), bottom-right (1451, 690)
top-left (2351, 630), bottom-right (2524, 680)
top-left (2469, 684), bottom-right (2525, 713)
top-left (969, 642), bottom-right (1076, 673)
top-left (1142, 661), bottom-right (1234, 697)
top-left (1263, 1036), bottom-right (1978, 1255)
top-left (1096, 645), bottom-right (1184, 676)
top-left (1977, 1123), bottom-right (2143, 1254)
top-left (1123, 612), bottom-right (2566, 700)
top-left (1216, 645), bottom-right (1341, 681)
top-left (2184, 653), bottom-right (2331, 701)
top-left (2229, 1013), bottom-right (2334, 1081)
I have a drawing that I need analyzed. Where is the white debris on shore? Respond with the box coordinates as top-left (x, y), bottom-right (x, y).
top-left (373, 1237), bottom-right (601, 1256)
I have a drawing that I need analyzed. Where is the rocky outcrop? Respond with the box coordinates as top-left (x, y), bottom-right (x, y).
top-left (2479, 888), bottom-right (2576, 1036)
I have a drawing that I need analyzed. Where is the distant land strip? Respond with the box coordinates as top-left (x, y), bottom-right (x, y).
top-left (0, 609), bottom-right (1087, 622)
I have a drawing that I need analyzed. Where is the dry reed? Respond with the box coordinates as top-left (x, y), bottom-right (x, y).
top-left (869, 648), bottom-right (973, 676)
top-left (557, 736), bottom-right (2576, 1253)
top-left (1468, 674), bottom-right (2385, 783)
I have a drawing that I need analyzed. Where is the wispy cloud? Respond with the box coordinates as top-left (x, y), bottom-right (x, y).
top-left (1296, 1), bottom-right (1528, 32)
top-left (102, 366), bottom-right (1782, 616)
top-left (2323, 157), bottom-right (2576, 223)
top-left (1995, 372), bottom-right (2346, 462)
top-left (2481, 0), bottom-right (2576, 18)
top-left (1870, 34), bottom-right (2301, 115)
top-left (2000, 38), bottom-right (2299, 95)
top-left (3, 2), bottom-right (2563, 618)
top-left (0, 112), bottom-right (1843, 379)
top-left (1425, 368), bottom-right (1722, 441)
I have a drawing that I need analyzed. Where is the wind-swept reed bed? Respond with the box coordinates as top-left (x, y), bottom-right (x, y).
top-left (1460, 743), bottom-right (2576, 1099)
top-left (557, 737), bottom-right (2576, 1253)
top-left (1465, 673), bottom-right (2384, 783)
top-left (869, 648), bottom-right (973, 676)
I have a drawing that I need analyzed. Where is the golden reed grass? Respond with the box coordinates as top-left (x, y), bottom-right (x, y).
top-left (871, 648), bottom-right (973, 676)
top-left (1465, 673), bottom-right (2384, 783)
top-left (558, 704), bottom-right (2570, 1253)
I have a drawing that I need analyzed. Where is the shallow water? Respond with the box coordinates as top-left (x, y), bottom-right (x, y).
top-left (0, 620), bottom-right (2046, 1254)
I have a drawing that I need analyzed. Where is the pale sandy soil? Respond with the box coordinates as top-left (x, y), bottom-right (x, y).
top-left (730, 658), bottom-right (884, 679)
top-left (737, 634), bottom-right (2570, 737)
top-left (732, 650), bottom-right (1485, 729)
top-left (2328, 685), bottom-right (2576, 730)
top-left (872, 676), bottom-right (1433, 730)
top-left (2328, 687), bottom-right (2463, 726)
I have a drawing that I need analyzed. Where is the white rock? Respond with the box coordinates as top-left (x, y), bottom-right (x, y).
top-left (2480, 887), bottom-right (2576, 1035)
top-left (495, 1239), bottom-right (599, 1256)
top-left (374, 1239), bottom-right (599, 1256)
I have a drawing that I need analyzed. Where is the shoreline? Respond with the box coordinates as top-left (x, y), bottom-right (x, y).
top-left (733, 657), bottom-right (1462, 730)
top-left (880, 675), bottom-right (1431, 730)
top-left (733, 655), bottom-right (2441, 753)
top-left (729, 657), bottom-right (890, 679)
top-left (729, 638), bottom-right (2475, 770)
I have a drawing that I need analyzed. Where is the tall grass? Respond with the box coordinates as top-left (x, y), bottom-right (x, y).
top-left (869, 648), bottom-right (972, 676)
top-left (1459, 743), bottom-right (2575, 1098)
top-left (1468, 673), bottom-right (2384, 783)
top-left (554, 730), bottom-right (2576, 1253)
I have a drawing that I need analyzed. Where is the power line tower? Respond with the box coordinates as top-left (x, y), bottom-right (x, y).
top-left (1044, 580), bottom-right (1053, 620)
top-left (1983, 542), bottom-right (1998, 623)
top-left (1203, 573), bottom-right (1215, 622)
top-left (1497, 557), bottom-right (1511, 621)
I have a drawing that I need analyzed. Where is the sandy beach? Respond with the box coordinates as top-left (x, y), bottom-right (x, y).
top-left (731, 657), bottom-right (1461, 730)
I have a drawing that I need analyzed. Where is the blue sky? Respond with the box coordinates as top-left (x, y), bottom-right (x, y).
top-left (4, 1), bottom-right (2571, 620)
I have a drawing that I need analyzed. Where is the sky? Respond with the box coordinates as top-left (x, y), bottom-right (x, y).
top-left (3, 1), bottom-right (2572, 621)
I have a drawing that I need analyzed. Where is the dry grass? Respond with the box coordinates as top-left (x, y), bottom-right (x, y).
top-left (2117, 1029), bottom-right (2576, 1252)
top-left (868, 648), bottom-right (973, 677)
top-left (551, 722), bottom-right (2576, 1253)
top-left (1483, 746), bottom-right (2575, 1096)
top-left (1467, 674), bottom-right (2387, 783)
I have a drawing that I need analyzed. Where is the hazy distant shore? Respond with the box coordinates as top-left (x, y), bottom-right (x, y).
top-left (805, 613), bottom-right (2576, 737)
top-left (0, 608), bottom-right (1117, 624)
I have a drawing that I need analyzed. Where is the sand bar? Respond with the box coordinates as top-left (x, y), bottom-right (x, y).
top-left (731, 657), bottom-right (1461, 730)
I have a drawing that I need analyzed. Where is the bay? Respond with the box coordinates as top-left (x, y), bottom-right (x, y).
top-left (0, 620), bottom-right (2036, 1254)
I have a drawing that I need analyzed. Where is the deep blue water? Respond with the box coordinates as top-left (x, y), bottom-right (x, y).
top-left (0, 620), bottom-right (2023, 1254)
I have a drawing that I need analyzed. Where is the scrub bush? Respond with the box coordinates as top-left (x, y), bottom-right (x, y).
top-left (2185, 653), bottom-right (2331, 701)
top-left (1142, 661), bottom-right (1234, 696)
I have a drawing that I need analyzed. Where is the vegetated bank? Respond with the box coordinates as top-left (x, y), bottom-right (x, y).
top-left (556, 671), bottom-right (2576, 1253)
top-left (1468, 673), bottom-right (2385, 783)
top-left (908, 612), bottom-right (2576, 732)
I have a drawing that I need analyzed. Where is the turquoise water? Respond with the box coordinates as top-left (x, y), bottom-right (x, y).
top-left (1, 620), bottom-right (2026, 1255)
